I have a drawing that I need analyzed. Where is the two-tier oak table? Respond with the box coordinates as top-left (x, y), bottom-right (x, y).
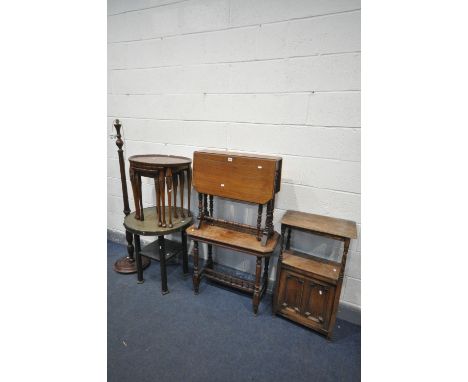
top-left (124, 207), bottom-right (193, 294)
top-left (126, 154), bottom-right (193, 294)
top-left (273, 210), bottom-right (357, 339)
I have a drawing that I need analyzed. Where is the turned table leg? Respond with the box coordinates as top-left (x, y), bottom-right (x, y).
top-left (158, 235), bottom-right (169, 294)
top-left (327, 238), bottom-right (350, 339)
top-left (134, 234), bottom-right (144, 284)
top-left (263, 257), bottom-right (270, 293)
top-left (273, 225), bottom-right (287, 313)
top-left (196, 193), bottom-right (204, 229)
top-left (193, 240), bottom-right (200, 294)
top-left (203, 194), bottom-right (208, 216)
top-left (253, 256), bottom-right (262, 315)
top-left (173, 172), bottom-right (178, 219)
top-left (137, 173), bottom-right (144, 220)
top-left (256, 204), bottom-right (263, 241)
top-left (207, 244), bottom-right (213, 269)
top-left (155, 176), bottom-right (162, 226)
top-left (125, 230), bottom-right (134, 261)
top-left (166, 168), bottom-right (173, 228)
top-left (286, 227), bottom-right (292, 250)
top-left (179, 171), bottom-right (185, 218)
top-left (187, 167), bottom-right (192, 217)
top-left (181, 230), bottom-right (189, 276)
top-left (130, 167), bottom-right (141, 220)
top-left (159, 170), bottom-right (166, 227)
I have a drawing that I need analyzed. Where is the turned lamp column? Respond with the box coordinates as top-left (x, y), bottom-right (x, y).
top-left (112, 119), bottom-right (150, 274)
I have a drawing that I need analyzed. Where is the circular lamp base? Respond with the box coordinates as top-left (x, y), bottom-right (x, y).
top-left (113, 256), bottom-right (151, 274)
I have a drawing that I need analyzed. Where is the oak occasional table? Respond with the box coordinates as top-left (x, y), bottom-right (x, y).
top-left (124, 207), bottom-right (193, 294)
top-left (126, 153), bottom-right (194, 294)
top-left (128, 154), bottom-right (192, 227)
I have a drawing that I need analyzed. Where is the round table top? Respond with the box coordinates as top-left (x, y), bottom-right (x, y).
top-left (124, 206), bottom-right (193, 236)
top-left (128, 154), bottom-right (191, 168)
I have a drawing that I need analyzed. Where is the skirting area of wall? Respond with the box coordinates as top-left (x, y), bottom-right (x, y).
top-left (107, 228), bottom-right (361, 325)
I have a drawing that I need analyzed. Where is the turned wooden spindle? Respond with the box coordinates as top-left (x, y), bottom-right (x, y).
top-left (197, 192), bottom-right (204, 229)
top-left (207, 244), bottom-right (213, 269)
top-left (179, 171), bottom-right (185, 218)
top-left (209, 195), bottom-right (213, 217)
top-left (159, 170), bottom-right (166, 227)
top-left (187, 167), bottom-right (192, 217)
top-left (285, 227), bottom-right (292, 250)
top-left (155, 176), bottom-right (161, 226)
top-left (253, 257), bottom-right (262, 315)
top-left (173, 172), bottom-right (179, 219)
top-left (193, 240), bottom-right (200, 294)
top-left (340, 239), bottom-right (351, 279)
top-left (263, 257), bottom-right (270, 292)
top-left (166, 167), bottom-right (173, 228)
top-left (280, 225), bottom-right (287, 259)
top-left (266, 197), bottom-right (275, 237)
top-left (203, 194), bottom-right (208, 216)
top-left (137, 173), bottom-right (144, 220)
top-left (263, 201), bottom-right (272, 241)
top-left (256, 204), bottom-right (263, 241)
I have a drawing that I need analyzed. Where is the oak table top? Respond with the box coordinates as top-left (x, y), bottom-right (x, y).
top-left (124, 206), bottom-right (193, 236)
top-left (128, 154), bottom-right (191, 167)
top-left (186, 222), bottom-right (280, 256)
top-left (281, 210), bottom-right (357, 239)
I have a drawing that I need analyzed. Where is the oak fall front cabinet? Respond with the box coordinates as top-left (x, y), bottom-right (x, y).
top-left (277, 263), bottom-right (336, 333)
top-left (273, 210), bottom-right (357, 339)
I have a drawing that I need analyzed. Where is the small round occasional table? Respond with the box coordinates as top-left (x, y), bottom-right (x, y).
top-left (124, 206), bottom-right (193, 294)
top-left (128, 154), bottom-right (192, 228)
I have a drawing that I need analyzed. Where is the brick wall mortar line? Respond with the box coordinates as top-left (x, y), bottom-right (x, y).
top-left (108, 8), bottom-right (361, 43)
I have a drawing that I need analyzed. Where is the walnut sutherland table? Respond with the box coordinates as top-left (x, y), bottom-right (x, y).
top-left (187, 150), bottom-right (282, 314)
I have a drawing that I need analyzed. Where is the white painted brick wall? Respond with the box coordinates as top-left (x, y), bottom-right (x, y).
top-left (107, 0), bottom-right (361, 308)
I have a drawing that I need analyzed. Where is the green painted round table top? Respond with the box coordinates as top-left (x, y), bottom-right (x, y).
top-left (124, 207), bottom-right (193, 235)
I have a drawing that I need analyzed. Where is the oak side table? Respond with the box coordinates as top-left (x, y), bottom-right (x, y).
top-left (128, 154), bottom-right (192, 228)
top-left (273, 210), bottom-right (357, 339)
top-left (127, 154), bottom-right (194, 294)
top-left (124, 207), bottom-right (193, 294)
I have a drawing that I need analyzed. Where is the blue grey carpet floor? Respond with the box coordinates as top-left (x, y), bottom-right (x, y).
top-left (108, 241), bottom-right (361, 382)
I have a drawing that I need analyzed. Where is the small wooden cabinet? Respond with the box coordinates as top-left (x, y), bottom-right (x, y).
top-left (273, 211), bottom-right (357, 339)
